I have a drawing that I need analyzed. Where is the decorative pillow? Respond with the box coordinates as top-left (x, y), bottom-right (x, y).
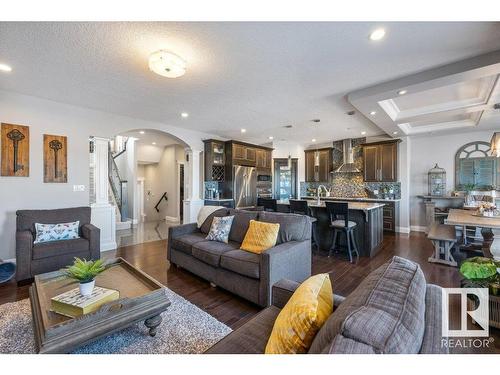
top-left (34, 221), bottom-right (80, 244)
top-left (205, 216), bottom-right (235, 243)
top-left (240, 220), bottom-right (280, 254)
top-left (265, 273), bottom-right (333, 354)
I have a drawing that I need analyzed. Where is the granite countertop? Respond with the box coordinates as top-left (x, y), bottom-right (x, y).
top-left (204, 198), bottom-right (234, 201)
top-left (301, 196), bottom-right (401, 203)
top-left (277, 199), bottom-right (385, 211)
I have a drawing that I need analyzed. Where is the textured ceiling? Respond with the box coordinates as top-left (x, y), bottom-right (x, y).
top-left (1, 22), bottom-right (500, 145)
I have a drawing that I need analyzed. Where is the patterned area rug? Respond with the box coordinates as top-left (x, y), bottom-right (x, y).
top-left (0, 288), bottom-right (231, 354)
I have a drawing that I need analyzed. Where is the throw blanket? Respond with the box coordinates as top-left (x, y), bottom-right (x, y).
top-left (197, 206), bottom-right (226, 228)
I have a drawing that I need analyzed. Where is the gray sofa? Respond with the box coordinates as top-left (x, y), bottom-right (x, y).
top-left (167, 208), bottom-right (312, 307)
top-left (16, 207), bottom-right (100, 283)
top-left (207, 256), bottom-right (448, 354)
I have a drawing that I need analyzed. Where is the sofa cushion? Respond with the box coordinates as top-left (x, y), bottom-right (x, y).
top-left (200, 209), bottom-right (230, 234)
top-left (34, 221), bottom-right (80, 244)
top-left (228, 209), bottom-right (259, 243)
top-left (206, 215), bottom-right (235, 243)
top-left (206, 306), bottom-right (280, 354)
top-left (32, 238), bottom-right (90, 260)
top-left (192, 240), bottom-right (240, 267)
top-left (257, 211), bottom-right (311, 244)
top-left (308, 256), bottom-right (427, 354)
top-left (171, 232), bottom-right (207, 255)
top-left (16, 207), bottom-right (91, 235)
top-left (220, 249), bottom-right (261, 279)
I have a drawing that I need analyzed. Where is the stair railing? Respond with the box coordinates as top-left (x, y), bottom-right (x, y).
top-left (108, 143), bottom-right (128, 219)
top-left (155, 192), bottom-right (168, 212)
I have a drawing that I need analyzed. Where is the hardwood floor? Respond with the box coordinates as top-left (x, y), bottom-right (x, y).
top-left (1, 231), bottom-right (498, 353)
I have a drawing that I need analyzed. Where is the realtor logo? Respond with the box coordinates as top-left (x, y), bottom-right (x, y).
top-left (442, 288), bottom-right (489, 337)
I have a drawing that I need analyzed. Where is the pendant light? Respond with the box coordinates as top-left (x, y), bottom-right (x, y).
top-left (491, 132), bottom-right (500, 157)
top-left (287, 153), bottom-right (292, 170)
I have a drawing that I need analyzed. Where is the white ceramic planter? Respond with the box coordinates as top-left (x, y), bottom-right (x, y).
top-left (79, 279), bottom-right (95, 297)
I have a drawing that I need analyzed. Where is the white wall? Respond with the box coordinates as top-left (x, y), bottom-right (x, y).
top-left (0, 89), bottom-right (213, 260)
top-left (409, 130), bottom-right (495, 230)
top-left (137, 144), bottom-right (165, 164)
top-left (271, 141), bottom-right (305, 197)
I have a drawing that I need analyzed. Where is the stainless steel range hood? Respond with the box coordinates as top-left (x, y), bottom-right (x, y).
top-left (334, 139), bottom-right (360, 173)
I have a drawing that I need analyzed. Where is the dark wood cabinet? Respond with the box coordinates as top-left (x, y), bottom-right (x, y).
top-left (203, 139), bottom-right (226, 181)
top-left (362, 140), bottom-right (400, 182)
top-left (382, 201), bottom-right (399, 232)
top-left (304, 148), bottom-right (332, 182)
top-left (256, 149), bottom-right (272, 169)
top-left (232, 143), bottom-right (257, 166)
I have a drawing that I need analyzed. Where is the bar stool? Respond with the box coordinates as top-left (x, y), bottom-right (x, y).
top-left (325, 202), bottom-right (359, 263)
top-left (257, 198), bottom-right (277, 212)
top-left (289, 199), bottom-right (319, 251)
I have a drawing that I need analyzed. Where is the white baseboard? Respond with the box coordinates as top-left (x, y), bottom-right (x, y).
top-left (100, 240), bottom-right (117, 252)
top-left (1, 258), bottom-right (16, 264)
top-left (165, 216), bottom-right (180, 223)
top-left (396, 226), bottom-right (410, 234)
top-left (410, 225), bottom-right (427, 233)
top-left (116, 220), bottom-right (132, 230)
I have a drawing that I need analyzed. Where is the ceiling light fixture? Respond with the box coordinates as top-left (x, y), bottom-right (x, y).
top-left (152, 142), bottom-right (157, 145)
top-left (312, 139), bottom-right (316, 142)
top-left (181, 112), bottom-right (189, 118)
top-left (268, 136), bottom-right (274, 140)
top-left (361, 131), bottom-right (367, 135)
top-left (393, 131), bottom-right (398, 135)
top-left (139, 131), bottom-right (145, 134)
top-left (491, 132), bottom-right (500, 157)
top-left (369, 28), bottom-right (386, 41)
top-left (241, 129), bottom-right (246, 133)
top-left (0, 63), bottom-right (12, 72)
top-left (370, 111), bottom-right (377, 116)
top-left (149, 50), bottom-right (186, 78)
top-left (397, 90), bottom-right (407, 95)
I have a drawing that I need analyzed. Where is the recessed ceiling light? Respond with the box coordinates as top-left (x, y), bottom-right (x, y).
top-left (139, 131), bottom-right (145, 134)
top-left (181, 112), bottom-right (189, 118)
top-left (361, 131), bottom-right (367, 135)
top-left (241, 129), bottom-right (246, 133)
top-left (0, 63), bottom-right (12, 72)
top-left (312, 139), bottom-right (316, 142)
top-left (397, 90), bottom-right (407, 95)
top-left (369, 111), bottom-right (377, 116)
top-left (369, 28), bottom-right (386, 41)
top-left (393, 131), bottom-right (398, 135)
top-left (152, 142), bottom-right (157, 145)
top-left (149, 50), bottom-right (186, 78)
top-left (268, 136), bottom-right (274, 140)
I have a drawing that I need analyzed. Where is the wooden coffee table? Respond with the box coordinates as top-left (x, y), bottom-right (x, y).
top-left (29, 257), bottom-right (171, 354)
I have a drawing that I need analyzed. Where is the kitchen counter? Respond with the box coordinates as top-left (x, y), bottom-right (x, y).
top-left (301, 196), bottom-right (401, 203)
top-left (276, 199), bottom-right (384, 258)
top-left (278, 199), bottom-right (385, 211)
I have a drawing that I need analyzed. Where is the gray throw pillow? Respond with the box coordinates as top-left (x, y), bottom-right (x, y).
top-left (206, 215), bottom-right (235, 243)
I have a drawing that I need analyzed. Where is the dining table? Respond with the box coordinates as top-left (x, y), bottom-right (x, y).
top-left (445, 209), bottom-right (500, 260)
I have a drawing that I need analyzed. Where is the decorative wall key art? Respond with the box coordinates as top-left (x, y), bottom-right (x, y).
top-left (43, 134), bottom-right (67, 183)
top-left (1, 123), bottom-right (30, 177)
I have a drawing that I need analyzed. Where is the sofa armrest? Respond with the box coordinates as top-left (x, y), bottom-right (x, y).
top-left (81, 223), bottom-right (100, 260)
top-left (15, 230), bottom-right (33, 282)
top-left (168, 223), bottom-right (199, 239)
top-left (272, 279), bottom-right (300, 308)
top-left (260, 240), bottom-right (312, 306)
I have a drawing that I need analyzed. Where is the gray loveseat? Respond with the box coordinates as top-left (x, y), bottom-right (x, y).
top-left (167, 208), bottom-right (312, 307)
top-left (207, 256), bottom-right (448, 354)
top-left (16, 206), bottom-right (101, 283)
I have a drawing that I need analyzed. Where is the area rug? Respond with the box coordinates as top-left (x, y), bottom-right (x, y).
top-left (0, 288), bottom-right (231, 354)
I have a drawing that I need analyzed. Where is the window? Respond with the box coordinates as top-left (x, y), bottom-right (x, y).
top-left (273, 158), bottom-right (298, 200)
top-left (455, 141), bottom-right (498, 190)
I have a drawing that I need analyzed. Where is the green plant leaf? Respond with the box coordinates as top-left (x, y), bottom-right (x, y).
top-left (460, 257), bottom-right (498, 280)
top-left (62, 257), bottom-right (107, 283)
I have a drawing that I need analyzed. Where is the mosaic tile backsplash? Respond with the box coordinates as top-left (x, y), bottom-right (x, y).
top-left (301, 137), bottom-right (401, 200)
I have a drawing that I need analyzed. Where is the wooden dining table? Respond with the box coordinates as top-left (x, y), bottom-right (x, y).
top-left (445, 209), bottom-right (500, 259)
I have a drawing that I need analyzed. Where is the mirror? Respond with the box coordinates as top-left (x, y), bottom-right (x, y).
top-left (455, 141), bottom-right (499, 190)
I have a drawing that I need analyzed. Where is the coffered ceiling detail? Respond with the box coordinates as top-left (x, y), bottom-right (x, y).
top-left (348, 50), bottom-right (500, 137)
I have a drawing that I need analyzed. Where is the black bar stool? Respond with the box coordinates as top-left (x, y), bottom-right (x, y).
top-left (289, 199), bottom-right (319, 251)
top-left (325, 202), bottom-right (359, 263)
top-left (257, 198), bottom-right (277, 212)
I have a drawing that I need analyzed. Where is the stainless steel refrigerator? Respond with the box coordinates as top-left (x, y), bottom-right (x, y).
top-left (233, 165), bottom-right (257, 209)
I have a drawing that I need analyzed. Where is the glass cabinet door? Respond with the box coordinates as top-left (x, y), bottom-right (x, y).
top-left (273, 159), bottom-right (297, 200)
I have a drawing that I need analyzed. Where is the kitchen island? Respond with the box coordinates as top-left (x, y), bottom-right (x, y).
top-left (276, 199), bottom-right (385, 257)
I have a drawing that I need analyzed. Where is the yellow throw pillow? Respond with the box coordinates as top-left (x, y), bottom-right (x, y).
top-left (265, 273), bottom-right (333, 354)
top-left (240, 220), bottom-right (280, 254)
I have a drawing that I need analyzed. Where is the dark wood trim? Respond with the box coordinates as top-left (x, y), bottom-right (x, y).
top-left (228, 140), bottom-right (274, 151)
top-left (360, 138), bottom-right (402, 147)
top-left (304, 147), bottom-right (334, 152)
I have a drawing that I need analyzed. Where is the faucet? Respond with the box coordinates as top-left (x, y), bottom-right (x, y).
top-left (317, 185), bottom-right (328, 204)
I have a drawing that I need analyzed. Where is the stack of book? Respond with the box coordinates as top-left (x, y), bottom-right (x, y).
top-left (51, 286), bottom-right (119, 318)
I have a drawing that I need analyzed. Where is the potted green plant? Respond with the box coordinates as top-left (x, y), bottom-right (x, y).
top-left (461, 183), bottom-right (476, 206)
top-left (63, 258), bottom-right (107, 296)
top-left (460, 257), bottom-right (500, 295)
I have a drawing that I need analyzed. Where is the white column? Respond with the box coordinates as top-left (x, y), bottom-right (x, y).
top-left (397, 136), bottom-right (411, 234)
top-left (90, 137), bottom-right (117, 251)
top-left (183, 148), bottom-right (204, 224)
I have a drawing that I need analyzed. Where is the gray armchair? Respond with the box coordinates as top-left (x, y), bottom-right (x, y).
top-left (16, 206), bottom-right (100, 283)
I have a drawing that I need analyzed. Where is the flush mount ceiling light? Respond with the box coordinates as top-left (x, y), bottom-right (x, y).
top-left (361, 131), bottom-right (367, 135)
top-left (149, 50), bottom-right (186, 78)
top-left (397, 89), bottom-right (407, 95)
top-left (312, 138), bottom-right (317, 142)
top-left (241, 129), bottom-right (246, 133)
top-left (0, 63), bottom-right (12, 72)
top-left (152, 142), bottom-right (156, 145)
top-left (369, 28), bottom-right (386, 41)
top-left (393, 131), bottom-right (398, 135)
top-left (181, 112), bottom-right (189, 118)
top-left (268, 136), bottom-right (274, 140)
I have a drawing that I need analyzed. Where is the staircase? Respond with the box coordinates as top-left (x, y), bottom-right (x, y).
top-left (109, 136), bottom-right (131, 230)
